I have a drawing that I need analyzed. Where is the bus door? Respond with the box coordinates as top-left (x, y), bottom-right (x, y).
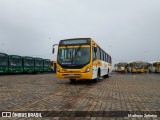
top-left (92, 46), bottom-right (97, 79)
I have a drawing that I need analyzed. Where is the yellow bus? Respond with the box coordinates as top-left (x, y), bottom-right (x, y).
top-left (52, 38), bottom-right (112, 82)
top-left (149, 61), bottom-right (160, 73)
top-left (128, 61), bottom-right (149, 73)
top-left (143, 62), bottom-right (150, 73)
top-left (114, 62), bottom-right (128, 73)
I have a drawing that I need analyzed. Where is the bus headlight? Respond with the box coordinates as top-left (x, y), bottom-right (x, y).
top-left (85, 67), bottom-right (90, 72)
top-left (57, 67), bottom-right (60, 72)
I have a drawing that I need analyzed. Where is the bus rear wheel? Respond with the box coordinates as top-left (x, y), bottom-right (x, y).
top-left (96, 71), bottom-right (100, 81)
top-left (92, 71), bottom-right (99, 83)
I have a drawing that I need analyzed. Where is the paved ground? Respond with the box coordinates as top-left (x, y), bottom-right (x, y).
top-left (0, 72), bottom-right (160, 120)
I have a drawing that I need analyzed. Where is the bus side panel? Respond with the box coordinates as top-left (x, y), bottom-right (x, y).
top-left (92, 66), bottom-right (98, 79)
top-left (101, 61), bottom-right (110, 76)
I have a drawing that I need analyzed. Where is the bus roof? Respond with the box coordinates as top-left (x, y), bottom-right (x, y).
top-left (149, 61), bottom-right (160, 64)
top-left (9, 55), bottom-right (22, 58)
top-left (116, 62), bottom-right (128, 64)
top-left (60, 38), bottom-right (90, 41)
top-left (23, 56), bottom-right (34, 59)
top-left (91, 38), bottom-right (111, 57)
top-left (0, 52), bottom-right (8, 56)
top-left (34, 58), bottom-right (43, 60)
top-left (43, 59), bottom-right (50, 61)
top-left (129, 61), bottom-right (149, 64)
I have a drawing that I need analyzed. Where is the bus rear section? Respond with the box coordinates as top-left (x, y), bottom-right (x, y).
top-left (53, 38), bottom-right (112, 82)
top-left (0, 53), bottom-right (8, 74)
top-left (8, 55), bottom-right (23, 73)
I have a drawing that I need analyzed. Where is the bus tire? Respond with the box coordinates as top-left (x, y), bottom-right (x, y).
top-left (93, 70), bottom-right (100, 82)
top-left (155, 69), bottom-right (157, 73)
top-left (106, 68), bottom-right (109, 77)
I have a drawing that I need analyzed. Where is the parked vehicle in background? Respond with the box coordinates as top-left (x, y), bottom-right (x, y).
top-left (149, 61), bottom-right (160, 73)
top-left (0, 52), bottom-right (8, 74)
top-left (34, 58), bottom-right (43, 73)
top-left (8, 55), bottom-right (23, 73)
top-left (143, 62), bottom-right (150, 73)
top-left (114, 62), bottom-right (128, 73)
top-left (128, 61), bottom-right (149, 73)
top-left (43, 59), bottom-right (51, 72)
top-left (23, 56), bottom-right (34, 73)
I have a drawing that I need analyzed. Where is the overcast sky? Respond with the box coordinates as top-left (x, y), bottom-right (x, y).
top-left (0, 0), bottom-right (160, 64)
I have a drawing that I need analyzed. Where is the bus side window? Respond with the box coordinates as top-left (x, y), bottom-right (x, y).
top-left (105, 53), bottom-right (107, 62)
top-left (100, 50), bottom-right (103, 60)
top-left (110, 57), bottom-right (112, 63)
top-left (92, 47), bottom-right (96, 61)
top-left (100, 48), bottom-right (102, 60)
top-left (103, 51), bottom-right (105, 61)
top-left (97, 47), bottom-right (100, 60)
top-left (108, 55), bottom-right (110, 63)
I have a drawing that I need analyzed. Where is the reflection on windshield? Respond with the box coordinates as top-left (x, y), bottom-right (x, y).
top-left (58, 47), bottom-right (90, 66)
top-left (44, 61), bottom-right (50, 67)
top-left (25, 59), bottom-right (34, 66)
top-left (117, 63), bottom-right (128, 68)
top-left (10, 58), bottom-right (22, 66)
top-left (35, 60), bottom-right (43, 66)
top-left (0, 56), bottom-right (8, 66)
top-left (134, 63), bottom-right (143, 69)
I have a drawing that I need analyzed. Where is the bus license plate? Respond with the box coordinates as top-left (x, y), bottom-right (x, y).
top-left (68, 74), bottom-right (74, 76)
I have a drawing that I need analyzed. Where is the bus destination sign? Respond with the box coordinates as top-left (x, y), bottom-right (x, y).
top-left (59, 38), bottom-right (90, 46)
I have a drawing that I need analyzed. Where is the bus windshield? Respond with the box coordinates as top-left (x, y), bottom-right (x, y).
top-left (0, 56), bottom-right (8, 66)
top-left (58, 47), bottom-right (90, 67)
top-left (118, 63), bottom-right (128, 68)
top-left (35, 60), bottom-right (43, 66)
top-left (25, 59), bottom-right (34, 66)
top-left (10, 58), bottom-right (22, 66)
top-left (133, 63), bottom-right (143, 69)
top-left (44, 61), bottom-right (50, 67)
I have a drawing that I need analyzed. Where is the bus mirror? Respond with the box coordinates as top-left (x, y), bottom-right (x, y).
top-left (52, 48), bottom-right (55, 54)
top-left (94, 47), bottom-right (97, 52)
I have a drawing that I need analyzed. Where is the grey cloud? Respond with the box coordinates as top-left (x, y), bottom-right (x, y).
top-left (0, 0), bottom-right (160, 63)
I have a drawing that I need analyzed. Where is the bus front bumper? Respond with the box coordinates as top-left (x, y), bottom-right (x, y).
top-left (56, 72), bottom-right (92, 80)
